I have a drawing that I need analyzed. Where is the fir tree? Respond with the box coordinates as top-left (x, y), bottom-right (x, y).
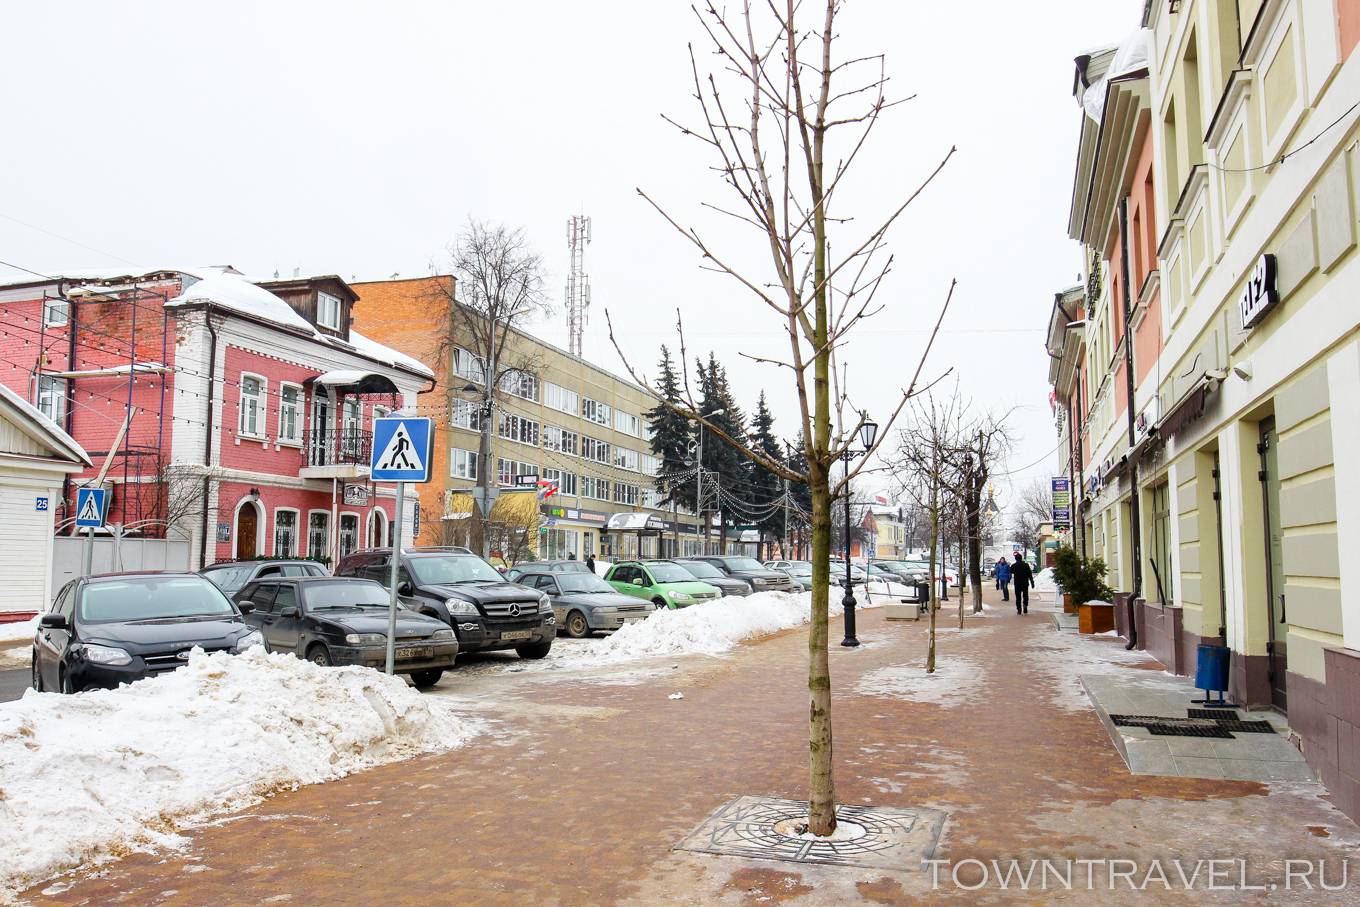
top-left (748, 393), bottom-right (786, 549)
top-left (698, 354), bottom-right (748, 549)
top-left (646, 346), bottom-right (695, 510)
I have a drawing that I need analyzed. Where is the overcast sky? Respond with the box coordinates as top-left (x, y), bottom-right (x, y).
top-left (0, 0), bottom-right (1135, 516)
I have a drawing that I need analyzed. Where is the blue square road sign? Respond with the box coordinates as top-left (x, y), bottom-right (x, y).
top-left (76, 487), bottom-right (107, 528)
top-left (370, 417), bottom-right (433, 483)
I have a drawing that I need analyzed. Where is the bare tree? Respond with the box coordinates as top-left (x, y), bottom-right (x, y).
top-left (156, 460), bottom-right (205, 540)
top-left (891, 390), bottom-right (967, 667)
top-left (959, 414), bottom-right (1014, 613)
top-left (429, 221), bottom-right (551, 556)
top-left (1010, 477), bottom-right (1052, 563)
top-left (609, 1), bottom-right (955, 835)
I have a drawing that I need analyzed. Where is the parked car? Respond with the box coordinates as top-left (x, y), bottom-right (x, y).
top-left (235, 576), bottom-right (455, 687)
top-left (765, 560), bottom-right (815, 591)
top-left (32, 572), bottom-right (263, 694)
top-left (692, 555), bottom-right (798, 593)
top-left (200, 559), bottom-right (328, 597)
top-left (828, 561), bottom-right (869, 585)
top-left (604, 561), bottom-right (721, 609)
top-left (504, 559), bottom-right (593, 584)
top-left (671, 559), bottom-right (753, 597)
top-left (516, 570), bottom-right (655, 637)
top-left (862, 563), bottom-right (905, 584)
top-left (334, 548), bottom-right (555, 659)
top-left (871, 559), bottom-right (929, 584)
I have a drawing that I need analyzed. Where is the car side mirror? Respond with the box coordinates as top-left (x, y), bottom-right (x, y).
top-left (237, 602), bottom-right (255, 615)
top-left (397, 581), bottom-right (414, 597)
top-left (280, 607), bottom-right (299, 618)
top-left (40, 613), bottom-right (68, 630)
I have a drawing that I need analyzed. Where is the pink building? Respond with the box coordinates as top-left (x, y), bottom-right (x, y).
top-left (0, 267), bottom-right (433, 571)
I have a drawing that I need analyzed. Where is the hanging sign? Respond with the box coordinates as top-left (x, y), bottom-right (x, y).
top-left (343, 484), bottom-right (369, 506)
top-left (1238, 254), bottom-right (1279, 330)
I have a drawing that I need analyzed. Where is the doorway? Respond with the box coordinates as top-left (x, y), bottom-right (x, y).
top-left (310, 388), bottom-right (333, 466)
top-left (236, 502), bottom-right (260, 560)
top-left (1258, 417), bottom-right (1288, 711)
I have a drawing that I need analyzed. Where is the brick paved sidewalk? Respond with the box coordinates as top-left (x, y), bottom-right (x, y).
top-left (27, 587), bottom-right (1360, 905)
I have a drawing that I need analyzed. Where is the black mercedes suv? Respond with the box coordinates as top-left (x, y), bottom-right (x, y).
top-left (334, 548), bottom-right (555, 659)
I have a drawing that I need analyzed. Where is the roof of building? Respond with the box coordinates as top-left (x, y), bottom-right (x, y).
top-left (0, 381), bottom-right (91, 466)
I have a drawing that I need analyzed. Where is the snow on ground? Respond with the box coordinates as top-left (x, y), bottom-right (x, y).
top-left (854, 655), bottom-right (985, 707)
top-left (0, 616), bottom-right (38, 644)
top-left (1027, 627), bottom-right (1158, 711)
top-left (0, 648), bottom-right (478, 895)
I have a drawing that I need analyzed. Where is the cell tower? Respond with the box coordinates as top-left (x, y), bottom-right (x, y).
top-left (565, 214), bottom-right (592, 358)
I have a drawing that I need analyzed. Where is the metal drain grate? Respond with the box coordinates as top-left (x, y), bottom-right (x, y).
top-left (1210, 719), bottom-right (1276, 734)
top-left (1187, 709), bottom-right (1239, 720)
top-left (1146, 723), bottom-right (1233, 738)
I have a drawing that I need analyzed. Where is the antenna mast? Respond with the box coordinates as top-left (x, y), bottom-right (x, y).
top-left (565, 214), bottom-right (592, 358)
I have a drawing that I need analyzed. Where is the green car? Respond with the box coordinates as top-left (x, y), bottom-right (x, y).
top-left (604, 560), bottom-right (722, 609)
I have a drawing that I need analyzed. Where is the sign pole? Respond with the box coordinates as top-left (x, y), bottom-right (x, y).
top-left (385, 481), bottom-right (405, 676)
top-left (82, 526), bottom-right (95, 577)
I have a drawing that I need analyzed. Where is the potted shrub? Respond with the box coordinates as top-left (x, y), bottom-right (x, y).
top-left (1052, 546), bottom-right (1113, 613)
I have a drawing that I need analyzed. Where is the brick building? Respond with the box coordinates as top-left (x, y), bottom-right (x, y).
top-left (0, 267), bottom-right (433, 575)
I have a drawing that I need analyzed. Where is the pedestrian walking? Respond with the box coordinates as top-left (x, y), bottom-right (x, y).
top-left (995, 557), bottom-right (1011, 602)
top-left (585, 553), bottom-right (596, 574)
top-left (1011, 552), bottom-right (1034, 615)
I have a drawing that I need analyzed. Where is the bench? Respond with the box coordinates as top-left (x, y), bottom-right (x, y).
top-left (1079, 600), bottom-right (1116, 635)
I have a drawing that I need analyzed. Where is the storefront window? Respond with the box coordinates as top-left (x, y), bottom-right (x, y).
top-left (542, 527), bottom-right (581, 560)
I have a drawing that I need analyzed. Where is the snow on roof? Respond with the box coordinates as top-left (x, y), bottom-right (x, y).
top-left (343, 330), bottom-right (434, 378)
top-left (0, 381), bottom-right (91, 466)
top-left (167, 270), bottom-right (322, 336)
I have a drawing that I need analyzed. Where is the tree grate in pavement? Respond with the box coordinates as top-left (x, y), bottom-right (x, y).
top-left (1110, 713), bottom-right (1276, 738)
top-left (675, 795), bottom-right (948, 871)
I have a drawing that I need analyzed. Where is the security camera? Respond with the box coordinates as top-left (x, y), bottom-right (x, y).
top-left (1232, 361), bottom-right (1253, 381)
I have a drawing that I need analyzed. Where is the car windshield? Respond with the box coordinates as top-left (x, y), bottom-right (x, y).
top-left (722, 557), bottom-right (766, 572)
top-left (80, 577), bottom-right (237, 623)
top-left (780, 563), bottom-right (813, 575)
top-left (557, 574), bottom-right (616, 593)
top-left (305, 582), bottom-right (390, 608)
top-left (644, 563), bottom-right (697, 583)
top-left (408, 555), bottom-right (505, 585)
top-left (201, 565), bottom-right (257, 594)
top-left (674, 560), bottom-right (723, 579)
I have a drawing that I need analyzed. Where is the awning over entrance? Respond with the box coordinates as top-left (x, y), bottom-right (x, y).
top-left (311, 370), bottom-right (401, 395)
top-left (606, 512), bottom-right (668, 532)
top-left (1160, 378), bottom-right (1215, 438)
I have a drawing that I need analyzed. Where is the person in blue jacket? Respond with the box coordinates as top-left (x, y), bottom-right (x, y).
top-left (995, 556), bottom-right (1011, 602)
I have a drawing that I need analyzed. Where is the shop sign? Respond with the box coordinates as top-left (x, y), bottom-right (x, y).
top-left (342, 484), bottom-right (369, 506)
top-left (1238, 254), bottom-right (1279, 330)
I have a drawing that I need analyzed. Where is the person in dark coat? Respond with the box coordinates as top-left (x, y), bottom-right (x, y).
top-left (1011, 552), bottom-right (1034, 615)
top-left (995, 557), bottom-right (1012, 601)
top-left (585, 553), bottom-right (596, 574)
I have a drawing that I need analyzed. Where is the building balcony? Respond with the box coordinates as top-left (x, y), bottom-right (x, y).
top-left (300, 427), bottom-right (372, 480)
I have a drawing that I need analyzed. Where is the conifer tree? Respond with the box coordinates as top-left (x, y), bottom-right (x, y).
top-left (748, 393), bottom-right (786, 552)
top-left (647, 347), bottom-right (696, 510)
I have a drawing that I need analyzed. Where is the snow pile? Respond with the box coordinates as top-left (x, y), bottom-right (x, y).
top-left (854, 656), bottom-right (985, 707)
top-left (0, 616), bottom-right (38, 644)
top-left (0, 648), bottom-right (477, 894)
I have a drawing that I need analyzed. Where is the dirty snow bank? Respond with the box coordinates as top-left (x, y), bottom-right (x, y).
top-left (0, 616), bottom-right (37, 644)
top-left (0, 648), bottom-right (477, 894)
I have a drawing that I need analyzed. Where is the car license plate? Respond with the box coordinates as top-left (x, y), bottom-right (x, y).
top-left (396, 646), bottom-right (434, 659)
top-left (622, 616), bottom-right (645, 623)
top-left (500, 629), bottom-right (532, 641)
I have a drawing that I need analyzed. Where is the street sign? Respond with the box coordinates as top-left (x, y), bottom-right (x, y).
top-left (370, 417), bottom-right (432, 482)
top-left (76, 487), bottom-right (106, 528)
top-left (35, 496), bottom-right (48, 512)
top-left (342, 484), bottom-right (369, 505)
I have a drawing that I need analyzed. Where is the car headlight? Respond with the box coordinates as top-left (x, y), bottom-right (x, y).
top-left (430, 628), bottom-right (455, 641)
top-left (233, 630), bottom-right (266, 653)
top-left (343, 632), bottom-right (386, 646)
top-left (672, 592), bottom-right (692, 602)
top-left (80, 643), bottom-right (132, 666)
top-left (444, 598), bottom-right (479, 616)
top-left (538, 594), bottom-right (552, 613)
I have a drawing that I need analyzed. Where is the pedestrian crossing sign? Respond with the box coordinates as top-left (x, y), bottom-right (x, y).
top-left (370, 416), bottom-right (432, 483)
top-left (75, 487), bottom-right (106, 528)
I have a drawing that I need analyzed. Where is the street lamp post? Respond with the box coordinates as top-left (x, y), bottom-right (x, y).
top-left (840, 416), bottom-right (878, 648)
top-left (694, 408), bottom-right (725, 556)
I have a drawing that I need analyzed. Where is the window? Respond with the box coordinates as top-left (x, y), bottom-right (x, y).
top-left (581, 476), bottom-right (610, 500)
top-left (239, 374), bottom-right (265, 437)
top-left (36, 375), bottom-right (67, 424)
top-left (499, 370), bottom-right (538, 401)
top-left (317, 291), bottom-right (342, 330)
top-left (450, 448), bottom-right (478, 480)
top-left (543, 425), bottom-right (578, 455)
top-left (339, 513), bottom-right (359, 561)
top-left (582, 436), bottom-right (611, 464)
top-left (1150, 482), bottom-right (1174, 605)
top-left (278, 384), bottom-right (302, 443)
top-left (582, 397), bottom-right (611, 426)
top-left (641, 487), bottom-right (662, 509)
top-left (273, 510), bottom-right (298, 557)
top-left (499, 413), bottom-right (540, 446)
top-left (43, 297), bottom-right (69, 327)
top-left (614, 447), bottom-right (639, 471)
top-left (614, 410), bottom-right (640, 436)
top-left (640, 453), bottom-right (660, 476)
top-left (545, 382), bottom-right (578, 414)
top-left (453, 348), bottom-right (486, 383)
top-left (541, 467), bottom-right (577, 496)
top-left (273, 585), bottom-right (298, 611)
top-left (613, 483), bottom-right (639, 506)
top-left (497, 458), bottom-right (537, 485)
top-left (451, 400), bottom-right (484, 431)
top-left (542, 527), bottom-right (581, 560)
top-left (307, 512), bottom-right (329, 561)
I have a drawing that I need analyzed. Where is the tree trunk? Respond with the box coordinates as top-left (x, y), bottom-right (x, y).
top-left (807, 461), bottom-right (835, 835)
top-left (926, 507), bottom-right (938, 673)
top-left (957, 512), bottom-right (966, 629)
top-left (967, 481), bottom-right (983, 614)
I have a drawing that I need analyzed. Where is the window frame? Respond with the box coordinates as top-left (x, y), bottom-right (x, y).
top-left (449, 447), bottom-right (479, 480)
top-left (238, 372), bottom-right (267, 439)
top-left (307, 509), bottom-right (331, 561)
top-left (316, 291), bottom-right (342, 331)
top-left (35, 374), bottom-right (67, 424)
top-left (272, 507), bottom-right (300, 558)
top-left (277, 382), bottom-right (303, 445)
top-left (42, 297), bottom-right (69, 328)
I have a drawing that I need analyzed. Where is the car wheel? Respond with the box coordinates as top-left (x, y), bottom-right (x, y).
top-left (60, 669), bottom-right (76, 695)
top-left (307, 645), bottom-right (333, 667)
top-left (516, 640), bottom-right (553, 659)
top-left (652, 597), bottom-right (669, 610)
top-left (31, 657), bottom-right (42, 692)
top-left (410, 669), bottom-right (443, 689)
top-left (564, 610), bottom-right (590, 639)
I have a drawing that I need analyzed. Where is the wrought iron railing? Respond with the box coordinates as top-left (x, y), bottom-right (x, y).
top-left (302, 427), bottom-right (372, 468)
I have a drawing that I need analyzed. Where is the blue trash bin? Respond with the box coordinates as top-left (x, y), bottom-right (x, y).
top-left (1194, 643), bottom-right (1231, 706)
